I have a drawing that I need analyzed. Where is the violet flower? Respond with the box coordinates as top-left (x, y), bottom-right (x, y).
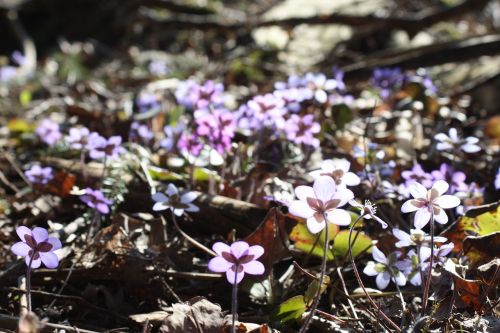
top-left (401, 180), bottom-right (461, 229)
top-left (80, 188), bottom-right (113, 214)
top-left (431, 163), bottom-right (468, 193)
top-left (25, 165), bottom-right (53, 185)
top-left (66, 126), bottom-right (90, 150)
top-left (137, 93), bottom-right (161, 114)
top-left (397, 248), bottom-right (431, 286)
top-left (309, 159), bottom-right (360, 187)
top-left (148, 59), bottom-right (170, 76)
top-left (177, 80), bottom-right (224, 110)
top-left (303, 72), bottom-right (340, 103)
top-left (401, 164), bottom-right (433, 189)
top-left (130, 122), bottom-right (154, 143)
top-left (371, 67), bottom-right (405, 100)
top-left (393, 228), bottom-right (447, 248)
top-left (434, 128), bottom-right (480, 153)
top-left (178, 132), bottom-right (203, 157)
top-left (288, 175), bottom-right (354, 234)
top-left (237, 94), bottom-right (287, 130)
top-left (35, 119), bottom-right (62, 146)
top-left (88, 135), bottom-right (125, 160)
top-left (284, 114), bottom-right (320, 147)
top-left (152, 183), bottom-right (199, 216)
top-left (363, 246), bottom-right (406, 290)
top-left (161, 122), bottom-right (185, 151)
top-left (194, 108), bottom-right (235, 155)
top-left (208, 241), bottom-right (264, 284)
top-left (11, 226), bottom-right (61, 269)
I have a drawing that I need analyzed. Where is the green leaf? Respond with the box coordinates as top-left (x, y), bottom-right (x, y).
top-left (193, 167), bottom-right (221, 182)
top-left (331, 104), bottom-right (353, 130)
top-left (19, 90), bottom-right (32, 107)
top-left (332, 230), bottom-right (372, 259)
top-left (304, 275), bottom-right (330, 306)
top-left (148, 166), bottom-right (183, 181)
top-left (273, 295), bottom-right (307, 323)
top-left (289, 223), bottom-right (338, 260)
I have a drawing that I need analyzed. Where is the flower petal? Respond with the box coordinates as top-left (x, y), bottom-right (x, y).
top-left (185, 203), bottom-right (199, 213)
top-left (166, 184), bottom-right (178, 196)
top-left (434, 133), bottom-right (449, 142)
top-left (376, 272), bottom-right (390, 290)
top-left (410, 182), bottom-right (428, 199)
top-left (392, 228), bottom-right (412, 247)
top-left (461, 143), bottom-right (480, 153)
top-left (294, 185), bottom-right (315, 201)
top-left (289, 200), bottom-right (315, 219)
top-left (247, 245), bottom-right (264, 260)
top-left (152, 192), bottom-right (168, 203)
top-left (372, 246), bottom-right (387, 263)
top-left (326, 209), bottom-right (351, 226)
top-left (212, 242), bottom-right (230, 256)
top-left (173, 208), bottom-right (184, 216)
top-left (313, 176), bottom-right (336, 202)
top-left (230, 241), bottom-right (249, 259)
top-left (25, 256), bottom-right (41, 269)
top-left (434, 195), bottom-right (460, 209)
top-left (393, 271), bottom-right (406, 286)
top-left (414, 208), bottom-right (432, 229)
top-left (363, 262), bottom-right (377, 276)
top-left (307, 217), bottom-right (325, 234)
top-left (47, 237), bottom-right (62, 251)
top-left (32, 227), bottom-right (48, 243)
top-left (343, 172), bottom-right (360, 186)
top-left (242, 261), bottom-right (265, 275)
top-left (208, 256), bottom-right (232, 273)
top-left (226, 267), bottom-right (245, 285)
top-left (16, 226), bottom-right (31, 242)
top-left (181, 191), bottom-right (198, 204)
top-left (401, 200), bottom-right (420, 213)
top-left (40, 252), bottom-right (59, 269)
top-left (11, 242), bottom-right (31, 256)
top-left (432, 180), bottom-right (449, 196)
top-left (152, 202), bottom-right (169, 211)
top-left (433, 209), bottom-right (448, 224)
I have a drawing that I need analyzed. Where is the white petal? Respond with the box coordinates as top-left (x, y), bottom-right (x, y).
top-left (334, 188), bottom-right (354, 206)
top-left (448, 128), bottom-right (458, 142)
top-left (185, 203), bottom-right (199, 213)
top-left (307, 217), bottom-right (325, 234)
top-left (372, 246), bottom-right (387, 263)
top-left (434, 195), bottom-right (460, 209)
top-left (414, 208), bottom-right (432, 229)
top-left (394, 271), bottom-right (406, 286)
top-left (152, 202), bottom-right (169, 211)
top-left (313, 176), bottom-right (336, 202)
top-left (461, 144), bottom-right (480, 153)
top-left (433, 209), bottom-right (448, 224)
top-left (434, 133), bottom-right (449, 142)
top-left (363, 262), bottom-right (377, 276)
top-left (432, 180), bottom-right (449, 196)
top-left (294, 185), bottom-right (315, 201)
top-left (437, 142), bottom-right (453, 151)
top-left (289, 200), bottom-right (315, 219)
top-left (326, 209), bottom-right (351, 226)
top-left (332, 159), bottom-right (350, 173)
top-left (392, 228), bottom-right (411, 244)
top-left (376, 272), bottom-right (390, 290)
top-left (401, 200), bottom-right (419, 213)
top-left (410, 182), bottom-right (428, 199)
top-left (173, 208), bottom-right (184, 216)
top-left (248, 245), bottom-right (264, 260)
top-left (166, 184), bottom-right (178, 196)
top-left (343, 172), bottom-right (360, 186)
top-left (315, 90), bottom-right (327, 104)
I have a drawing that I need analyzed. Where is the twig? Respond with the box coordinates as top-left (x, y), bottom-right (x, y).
top-left (163, 214), bottom-right (216, 257)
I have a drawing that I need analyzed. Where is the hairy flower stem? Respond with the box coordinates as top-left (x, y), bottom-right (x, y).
top-left (349, 216), bottom-right (401, 332)
top-left (26, 253), bottom-right (35, 313)
top-left (421, 213), bottom-right (435, 315)
top-left (298, 214), bottom-right (329, 333)
top-left (231, 267), bottom-right (238, 333)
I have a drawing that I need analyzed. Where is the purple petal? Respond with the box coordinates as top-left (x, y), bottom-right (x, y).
top-left (434, 133), bottom-right (449, 142)
top-left (11, 242), bottom-right (31, 256)
top-left (307, 217), bottom-right (326, 234)
top-left (230, 241), bottom-right (249, 259)
top-left (392, 229), bottom-right (411, 247)
top-left (96, 203), bottom-right (110, 214)
top-left (226, 267), bottom-right (245, 284)
top-left (185, 203), bottom-right (199, 213)
top-left (414, 208), bottom-right (431, 229)
top-left (294, 185), bottom-right (315, 201)
top-left (208, 256), bottom-right (232, 273)
top-left (152, 192), bottom-right (168, 203)
top-left (166, 184), bottom-right (178, 196)
top-left (212, 242), bottom-right (231, 256)
top-left (47, 237), bottom-right (62, 251)
top-left (16, 226), bottom-right (31, 242)
top-left (181, 192), bottom-right (198, 204)
top-left (40, 252), bottom-right (59, 268)
top-left (313, 176), bottom-right (336, 202)
top-left (432, 180), bottom-right (449, 196)
top-left (434, 195), bottom-right (460, 209)
top-left (376, 272), bottom-right (390, 290)
top-left (247, 245), bottom-right (264, 260)
top-left (242, 261), bottom-right (265, 275)
top-left (372, 246), bottom-right (387, 263)
top-left (31, 227), bottom-right (48, 243)
top-left (326, 209), bottom-right (351, 226)
top-left (26, 256), bottom-right (41, 269)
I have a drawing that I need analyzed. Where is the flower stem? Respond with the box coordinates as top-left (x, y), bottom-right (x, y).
top-left (348, 216), bottom-right (401, 332)
top-left (421, 213), bottom-right (434, 315)
top-left (26, 252), bottom-right (35, 313)
top-left (231, 265), bottom-right (239, 333)
top-left (298, 216), bottom-right (329, 333)
top-left (167, 213), bottom-right (216, 256)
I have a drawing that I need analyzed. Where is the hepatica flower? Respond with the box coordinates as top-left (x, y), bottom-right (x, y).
top-left (88, 134), bottom-right (125, 160)
top-left (434, 128), bottom-right (480, 153)
top-left (401, 163), bottom-right (433, 189)
top-left (289, 175), bottom-right (354, 234)
top-left (363, 246), bottom-right (406, 290)
top-left (35, 119), bottom-right (62, 146)
top-left (208, 241), bottom-right (264, 284)
top-left (80, 188), bottom-right (113, 214)
top-left (66, 126), bottom-right (90, 150)
top-left (371, 67), bottom-right (405, 100)
top-left (309, 159), bottom-right (360, 187)
top-left (152, 184), bottom-right (199, 216)
top-left (284, 114), bottom-right (320, 147)
top-left (401, 180), bottom-right (460, 229)
top-left (11, 226), bottom-right (61, 269)
top-left (194, 108), bottom-right (236, 155)
top-left (431, 163), bottom-right (468, 193)
top-left (25, 165), bottom-right (53, 185)
top-left (393, 228), bottom-right (446, 248)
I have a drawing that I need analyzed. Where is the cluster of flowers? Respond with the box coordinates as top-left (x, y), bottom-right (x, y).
top-left (0, 51), bottom-right (25, 83)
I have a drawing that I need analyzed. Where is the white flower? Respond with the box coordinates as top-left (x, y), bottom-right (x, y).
top-left (349, 199), bottom-right (388, 229)
top-left (392, 228), bottom-right (447, 248)
top-left (401, 180), bottom-right (461, 229)
top-left (152, 184), bottom-right (199, 216)
top-left (363, 246), bottom-right (406, 290)
top-left (434, 128), bottom-right (480, 153)
top-left (309, 159), bottom-right (360, 187)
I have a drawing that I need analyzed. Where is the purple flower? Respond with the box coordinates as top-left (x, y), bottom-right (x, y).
top-left (392, 228), bottom-right (447, 248)
top-left (35, 119), bottom-right (62, 146)
top-left (401, 164), bottom-right (433, 189)
top-left (434, 128), bottom-right (480, 153)
top-left (80, 188), bottom-right (113, 214)
top-left (152, 184), bottom-right (199, 216)
top-left (303, 72), bottom-right (341, 103)
top-left (11, 226), bottom-right (61, 269)
top-left (431, 242), bottom-right (454, 266)
top-left (284, 114), bottom-right (321, 147)
top-left (397, 248), bottom-right (430, 286)
top-left (431, 164), bottom-right (468, 193)
top-left (288, 176), bottom-right (354, 234)
top-left (161, 122), bottom-right (186, 151)
top-left (0, 66), bottom-right (17, 82)
top-left (194, 108), bottom-right (235, 155)
top-left (237, 94), bottom-right (287, 130)
top-left (208, 241), bottom-right (264, 284)
top-left (88, 135), bottom-right (125, 160)
top-left (309, 159), bottom-right (360, 187)
top-left (25, 165), bottom-right (54, 185)
top-left (137, 93), bottom-right (161, 114)
top-left (401, 180), bottom-right (461, 229)
top-left (176, 80), bottom-right (224, 110)
top-left (148, 59), bottom-right (170, 76)
top-left (66, 126), bottom-right (90, 150)
top-left (371, 67), bottom-right (405, 100)
top-left (130, 122), bottom-right (154, 143)
top-left (178, 132), bottom-right (203, 157)
top-left (363, 246), bottom-right (406, 290)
